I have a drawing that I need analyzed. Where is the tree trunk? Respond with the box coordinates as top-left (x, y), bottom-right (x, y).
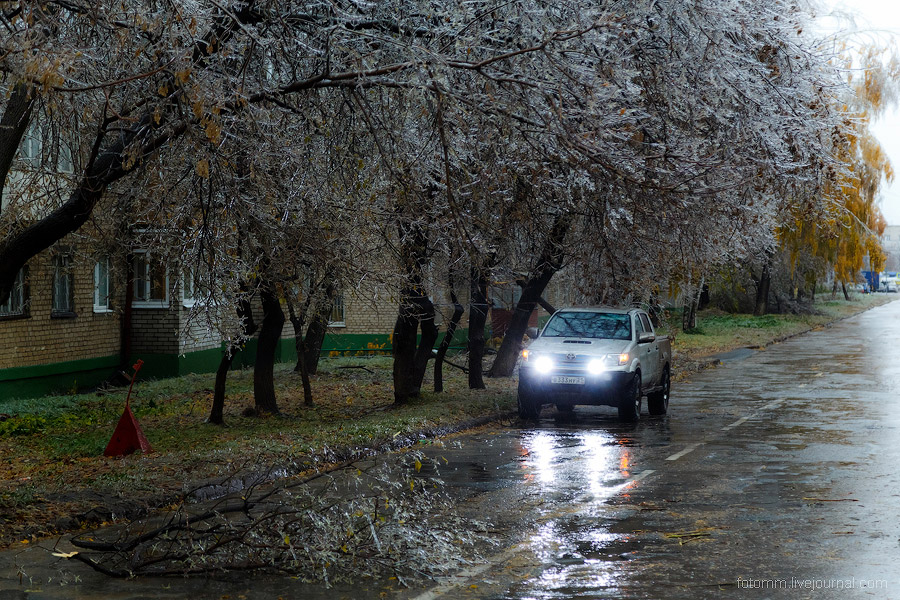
top-left (468, 267), bottom-right (489, 390)
top-left (683, 294), bottom-right (697, 330)
top-left (488, 281), bottom-right (548, 377)
top-left (842, 282), bottom-right (850, 301)
top-left (698, 283), bottom-right (710, 310)
top-left (536, 295), bottom-right (557, 315)
top-left (210, 353), bottom-right (236, 425)
top-left (284, 294), bottom-right (314, 406)
top-left (754, 263), bottom-right (771, 316)
top-left (210, 294), bottom-right (256, 424)
top-left (434, 292), bottom-right (464, 393)
top-left (682, 277), bottom-right (704, 332)
top-left (489, 214), bottom-right (570, 377)
top-left (302, 296), bottom-right (332, 375)
top-left (410, 295), bottom-right (439, 395)
top-left (392, 290), bottom-right (420, 404)
top-left (0, 12), bottom-right (254, 304)
top-left (297, 345), bottom-right (314, 407)
top-left (0, 117), bottom-right (188, 305)
top-left (254, 283), bottom-right (284, 414)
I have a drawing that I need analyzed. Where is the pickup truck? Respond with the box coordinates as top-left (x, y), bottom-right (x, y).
top-left (517, 307), bottom-right (672, 421)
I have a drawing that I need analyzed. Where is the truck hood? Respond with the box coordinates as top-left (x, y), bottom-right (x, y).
top-left (527, 337), bottom-right (630, 357)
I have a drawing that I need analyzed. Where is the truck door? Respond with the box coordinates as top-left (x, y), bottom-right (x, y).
top-left (637, 312), bottom-right (659, 388)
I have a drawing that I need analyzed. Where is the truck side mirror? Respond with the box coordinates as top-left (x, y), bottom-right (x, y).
top-left (638, 331), bottom-right (656, 344)
top-left (525, 327), bottom-right (539, 340)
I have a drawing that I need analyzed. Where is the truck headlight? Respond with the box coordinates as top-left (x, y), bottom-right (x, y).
top-left (600, 353), bottom-right (629, 367)
top-left (587, 359), bottom-right (605, 374)
top-left (534, 356), bottom-right (554, 374)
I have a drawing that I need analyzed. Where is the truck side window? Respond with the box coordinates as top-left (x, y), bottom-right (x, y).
top-left (639, 314), bottom-right (653, 332)
top-left (634, 315), bottom-right (645, 334)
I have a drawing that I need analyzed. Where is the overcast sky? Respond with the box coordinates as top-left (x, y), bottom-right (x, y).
top-left (825, 0), bottom-right (900, 224)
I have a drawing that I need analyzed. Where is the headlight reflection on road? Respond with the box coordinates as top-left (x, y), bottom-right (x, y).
top-left (579, 431), bottom-right (630, 501)
top-left (522, 431), bottom-right (557, 484)
top-left (521, 431), bottom-right (632, 498)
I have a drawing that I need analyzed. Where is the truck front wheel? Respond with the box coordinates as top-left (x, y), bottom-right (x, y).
top-left (517, 381), bottom-right (541, 420)
top-left (647, 367), bottom-right (670, 416)
top-left (617, 373), bottom-right (641, 421)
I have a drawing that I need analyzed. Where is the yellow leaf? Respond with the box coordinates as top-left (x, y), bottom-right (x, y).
top-left (158, 84), bottom-right (168, 97)
top-left (284, 535), bottom-right (290, 545)
top-left (196, 159), bottom-right (209, 179)
top-left (409, 480), bottom-right (415, 491)
top-left (414, 459), bottom-right (422, 472)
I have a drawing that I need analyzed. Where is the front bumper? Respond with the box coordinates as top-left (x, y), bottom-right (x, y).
top-left (518, 366), bottom-right (633, 408)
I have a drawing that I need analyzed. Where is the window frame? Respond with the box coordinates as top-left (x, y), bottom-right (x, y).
top-left (132, 251), bottom-right (170, 309)
top-left (20, 121), bottom-right (41, 167)
top-left (328, 292), bottom-right (346, 327)
top-left (51, 249), bottom-right (76, 318)
top-left (0, 268), bottom-right (28, 320)
top-left (182, 268), bottom-right (198, 308)
top-left (93, 256), bottom-right (113, 313)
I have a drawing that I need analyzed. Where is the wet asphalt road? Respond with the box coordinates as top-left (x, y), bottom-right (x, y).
top-left (4, 299), bottom-right (900, 599)
top-left (394, 299), bottom-right (900, 600)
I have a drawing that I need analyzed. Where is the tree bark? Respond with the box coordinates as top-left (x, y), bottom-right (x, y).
top-left (210, 294), bottom-right (256, 424)
top-left (391, 203), bottom-right (436, 404)
top-left (0, 116), bottom-right (187, 305)
top-left (683, 284), bottom-right (701, 331)
top-left (254, 283), bottom-right (284, 414)
top-left (302, 311), bottom-right (328, 374)
top-left (489, 214), bottom-right (570, 378)
top-left (841, 281), bottom-right (850, 301)
top-left (302, 290), bottom-right (333, 375)
top-left (535, 295), bottom-right (556, 315)
top-left (284, 294), bottom-right (314, 406)
top-left (754, 263), bottom-right (771, 316)
top-left (0, 9), bottom-right (255, 304)
top-left (392, 289), bottom-right (420, 404)
top-left (468, 267), bottom-right (489, 390)
top-left (434, 292), bottom-right (464, 393)
top-left (410, 295), bottom-right (439, 395)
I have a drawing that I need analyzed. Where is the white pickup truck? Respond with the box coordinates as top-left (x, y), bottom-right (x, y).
top-left (517, 307), bottom-right (672, 421)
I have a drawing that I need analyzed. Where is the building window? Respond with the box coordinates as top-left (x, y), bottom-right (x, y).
top-left (20, 121), bottom-right (41, 167)
top-left (329, 292), bottom-right (345, 327)
top-left (133, 252), bottom-right (169, 307)
top-left (94, 256), bottom-right (112, 312)
top-left (52, 251), bottom-right (75, 316)
top-left (0, 268), bottom-right (27, 318)
top-left (182, 268), bottom-right (198, 307)
top-left (57, 139), bottom-right (74, 174)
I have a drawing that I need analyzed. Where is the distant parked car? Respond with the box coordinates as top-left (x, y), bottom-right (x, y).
top-left (885, 281), bottom-right (898, 293)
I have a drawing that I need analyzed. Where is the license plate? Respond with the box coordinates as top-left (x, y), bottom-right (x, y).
top-left (551, 376), bottom-right (585, 385)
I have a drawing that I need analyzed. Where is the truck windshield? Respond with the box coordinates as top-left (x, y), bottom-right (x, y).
top-left (542, 312), bottom-right (632, 340)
